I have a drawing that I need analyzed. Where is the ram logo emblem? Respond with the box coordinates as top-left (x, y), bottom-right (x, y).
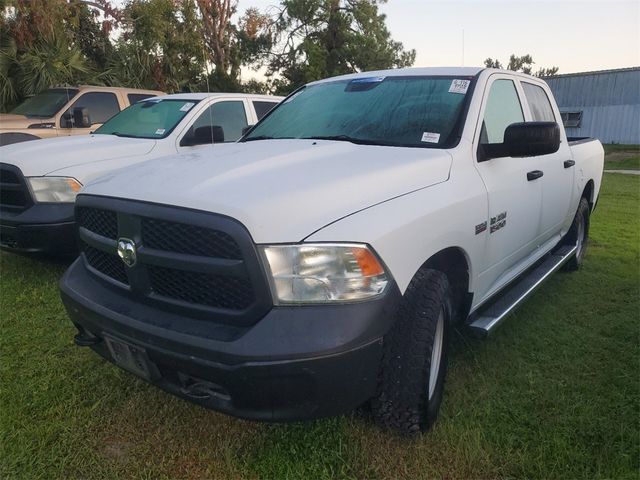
top-left (117, 238), bottom-right (137, 267)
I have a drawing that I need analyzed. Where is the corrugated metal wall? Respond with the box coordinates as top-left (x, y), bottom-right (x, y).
top-left (545, 68), bottom-right (640, 145)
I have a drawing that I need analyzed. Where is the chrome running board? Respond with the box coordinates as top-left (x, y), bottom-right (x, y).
top-left (467, 245), bottom-right (577, 337)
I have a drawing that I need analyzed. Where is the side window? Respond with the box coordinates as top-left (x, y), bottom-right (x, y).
top-left (128, 93), bottom-right (156, 104)
top-left (481, 79), bottom-right (524, 144)
top-left (253, 101), bottom-right (278, 121)
top-left (190, 101), bottom-right (248, 142)
top-left (64, 92), bottom-right (120, 126)
top-left (522, 83), bottom-right (556, 122)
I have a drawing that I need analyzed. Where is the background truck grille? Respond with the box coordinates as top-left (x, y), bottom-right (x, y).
top-left (75, 199), bottom-right (271, 325)
top-left (0, 164), bottom-right (32, 212)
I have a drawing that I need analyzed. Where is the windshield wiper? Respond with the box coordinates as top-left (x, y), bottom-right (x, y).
top-left (243, 135), bottom-right (275, 142)
top-left (302, 135), bottom-right (389, 146)
top-left (109, 132), bottom-right (142, 139)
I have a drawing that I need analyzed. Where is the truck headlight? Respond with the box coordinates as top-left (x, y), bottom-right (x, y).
top-left (27, 177), bottom-right (82, 203)
top-left (260, 243), bottom-right (389, 304)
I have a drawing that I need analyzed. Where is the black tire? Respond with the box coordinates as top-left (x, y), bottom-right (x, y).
top-left (372, 268), bottom-right (452, 435)
top-left (563, 197), bottom-right (590, 271)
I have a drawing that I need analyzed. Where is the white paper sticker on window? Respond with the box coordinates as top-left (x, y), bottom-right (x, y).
top-left (421, 132), bottom-right (440, 143)
top-left (155, 128), bottom-right (165, 135)
top-left (180, 102), bottom-right (195, 112)
top-left (449, 79), bottom-right (470, 95)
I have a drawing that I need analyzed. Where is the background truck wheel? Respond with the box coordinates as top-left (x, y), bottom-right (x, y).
top-left (563, 197), bottom-right (590, 271)
top-left (372, 269), bottom-right (452, 435)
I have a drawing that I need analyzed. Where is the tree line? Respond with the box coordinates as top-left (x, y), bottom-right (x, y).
top-left (0, 0), bottom-right (559, 112)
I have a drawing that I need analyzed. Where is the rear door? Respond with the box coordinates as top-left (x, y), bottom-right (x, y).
top-left (519, 81), bottom-right (575, 240)
top-left (473, 75), bottom-right (544, 296)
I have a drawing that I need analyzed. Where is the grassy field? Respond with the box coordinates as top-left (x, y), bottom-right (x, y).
top-left (604, 144), bottom-right (640, 170)
top-left (1, 173), bottom-right (638, 479)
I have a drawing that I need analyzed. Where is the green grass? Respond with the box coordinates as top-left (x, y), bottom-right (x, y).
top-left (1, 174), bottom-right (639, 479)
top-left (604, 144), bottom-right (640, 170)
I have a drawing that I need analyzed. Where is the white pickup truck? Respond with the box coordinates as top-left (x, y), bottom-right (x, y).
top-left (0, 93), bottom-right (282, 254)
top-left (60, 67), bottom-right (604, 435)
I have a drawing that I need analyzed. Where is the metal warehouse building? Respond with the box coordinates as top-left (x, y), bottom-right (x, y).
top-left (545, 67), bottom-right (640, 145)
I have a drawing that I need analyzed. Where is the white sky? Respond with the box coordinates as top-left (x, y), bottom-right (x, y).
top-left (238, 0), bottom-right (640, 76)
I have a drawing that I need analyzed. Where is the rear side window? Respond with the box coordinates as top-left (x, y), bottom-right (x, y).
top-left (481, 79), bottom-right (524, 144)
top-left (190, 101), bottom-right (248, 142)
top-left (253, 100), bottom-right (278, 120)
top-left (64, 92), bottom-right (120, 125)
top-left (522, 83), bottom-right (556, 122)
top-left (128, 93), bottom-right (156, 104)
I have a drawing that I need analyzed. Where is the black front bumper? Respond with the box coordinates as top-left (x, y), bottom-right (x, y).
top-left (0, 203), bottom-right (77, 254)
top-left (60, 258), bottom-right (401, 421)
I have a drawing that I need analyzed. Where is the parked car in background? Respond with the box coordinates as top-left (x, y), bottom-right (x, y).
top-left (0, 85), bottom-right (163, 146)
top-left (59, 67), bottom-right (603, 434)
top-left (0, 93), bottom-right (283, 254)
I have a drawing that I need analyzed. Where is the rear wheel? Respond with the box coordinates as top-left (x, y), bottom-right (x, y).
top-left (563, 197), bottom-right (590, 271)
top-left (372, 269), bottom-right (452, 435)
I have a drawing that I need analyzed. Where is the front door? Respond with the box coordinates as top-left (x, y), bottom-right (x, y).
top-left (473, 75), bottom-right (544, 302)
top-left (58, 91), bottom-right (121, 136)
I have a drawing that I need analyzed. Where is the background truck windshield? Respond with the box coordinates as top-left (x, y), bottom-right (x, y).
top-left (11, 88), bottom-right (78, 118)
top-left (94, 99), bottom-right (198, 139)
top-left (244, 76), bottom-right (473, 148)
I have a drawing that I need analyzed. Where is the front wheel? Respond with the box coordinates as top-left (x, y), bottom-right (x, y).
top-left (372, 269), bottom-right (452, 435)
top-left (563, 197), bottom-right (590, 271)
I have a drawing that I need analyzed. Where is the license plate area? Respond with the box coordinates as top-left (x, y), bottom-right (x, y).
top-left (104, 335), bottom-right (159, 381)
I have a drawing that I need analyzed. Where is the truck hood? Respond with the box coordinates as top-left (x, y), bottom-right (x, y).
top-left (0, 134), bottom-right (156, 178)
top-left (84, 139), bottom-right (453, 243)
top-left (0, 113), bottom-right (48, 129)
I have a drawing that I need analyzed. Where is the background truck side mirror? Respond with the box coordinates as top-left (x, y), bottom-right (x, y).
top-left (182, 125), bottom-right (225, 146)
top-left (73, 107), bottom-right (92, 128)
top-left (242, 125), bottom-right (254, 136)
top-left (504, 121), bottom-right (561, 158)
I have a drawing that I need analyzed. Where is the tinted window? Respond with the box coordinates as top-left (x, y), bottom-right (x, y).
top-left (11, 88), bottom-right (78, 117)
top-left (64, 92), bottom-right (120, 126)
top-left (522, 83), bottom-right (556, 122)
top-left (94, 99), bottom-right (197, 139)
top-left (190, 101), bottom-right (248, 142)
top-left (128, 93), bottom-right (156, 104)
top-left (253, 100), bottom-right (278, 120)
top-left (481, 79), bottom-right (524, 144)
top-left (245, 76), bottom-right (473, 148)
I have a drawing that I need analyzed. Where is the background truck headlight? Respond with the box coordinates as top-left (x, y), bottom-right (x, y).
top-left (260, 243), bottom-right (389, 303)
top-left (27, 177), bottom-right (82, 203)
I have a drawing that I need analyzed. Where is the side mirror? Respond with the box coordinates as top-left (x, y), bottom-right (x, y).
top-left (73, 107), bottom-right (92, 129)
top-left (241, 125), bottom-right (254, 136)
top-left (182, 125), bottom-right (225, 146)
top-left (504, 121), bottom-right (560, 157)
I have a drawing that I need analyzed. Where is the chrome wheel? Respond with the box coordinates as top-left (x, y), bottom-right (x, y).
top-left (428, 310), bottom-right (445, 400)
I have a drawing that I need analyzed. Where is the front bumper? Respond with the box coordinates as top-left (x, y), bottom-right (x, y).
top-left (0, 203), bottom-right (76, 254)
top-left (60, 258), bottom-right (401, 421)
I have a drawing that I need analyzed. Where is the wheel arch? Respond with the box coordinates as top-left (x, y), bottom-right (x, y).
top-left (582, 179), bottom-right (595, 210)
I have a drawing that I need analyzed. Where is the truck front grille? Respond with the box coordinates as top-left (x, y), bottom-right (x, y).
top-left (0, 163), bottom-right (32, 212)
top-left (75, 197), bottom-right (272, 326)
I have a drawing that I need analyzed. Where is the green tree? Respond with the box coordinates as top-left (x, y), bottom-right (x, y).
top-left (484, 54), bottom-right (559, 77)
top-left (266, 0), bottom-right (416, 94)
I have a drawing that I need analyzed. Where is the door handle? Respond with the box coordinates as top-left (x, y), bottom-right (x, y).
top-left (527, 170), bottom-right (544, 181)
top-left (564, 160), bottom-right (575, 168)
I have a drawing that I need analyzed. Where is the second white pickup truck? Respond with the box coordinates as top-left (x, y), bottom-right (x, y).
top-left (0, 93), bottom-right (282, 254)
top-left (60, 67), bottom-right (604, 435)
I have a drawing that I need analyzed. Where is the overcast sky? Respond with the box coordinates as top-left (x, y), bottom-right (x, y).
top-left (237, 0), bottom-right (639, 77)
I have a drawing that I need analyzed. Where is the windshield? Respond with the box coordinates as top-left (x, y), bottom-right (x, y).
top-left (244, 76), bottom-right (474, 148)
top-left (11, 88), bottom-right (78, 118)
top-left (94, 99), bottom-right (199, 139)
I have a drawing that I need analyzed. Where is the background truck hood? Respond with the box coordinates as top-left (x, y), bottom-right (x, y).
top-left (1, 135), bottom-right (156, 177)
top-left (84, 139), bottom-right (452, 243)
top-left (0, 113), bottom-right (47, 129)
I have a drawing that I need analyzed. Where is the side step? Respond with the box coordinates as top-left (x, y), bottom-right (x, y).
top-left (467, 245), bottom-right (577, 337)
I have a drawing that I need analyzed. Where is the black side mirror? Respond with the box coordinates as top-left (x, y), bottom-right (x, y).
top-left (242, 125), bottom-right (254, 136)
top-left (182, 125), bottom-right (225, 146)
top-left (73, 107), bottom-right (92, 128)
top-left (504, 121), bottom-right (560, 157)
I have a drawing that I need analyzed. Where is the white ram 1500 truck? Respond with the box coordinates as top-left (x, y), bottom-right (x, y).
top-left (0, 93), bottom-right (282, 254)
top-left (60, 67), bottom-right (604, 434)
